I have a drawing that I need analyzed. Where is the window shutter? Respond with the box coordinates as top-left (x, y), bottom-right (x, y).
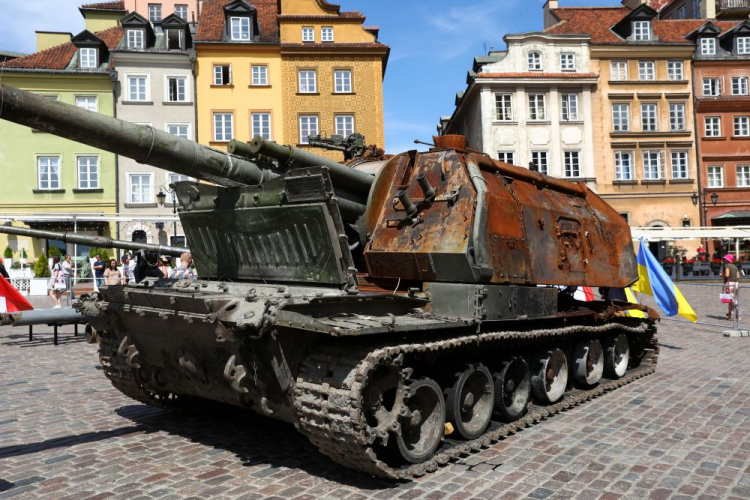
top-left (229, 65), bottom-right (233, 84)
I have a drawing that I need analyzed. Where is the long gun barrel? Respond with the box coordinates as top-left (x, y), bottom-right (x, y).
top-left (0, 84), bottom-right (271, 188)
top-left (0, 225), bottom-right (187, 256)
top-left (248, 136), bottom-right (374, 197)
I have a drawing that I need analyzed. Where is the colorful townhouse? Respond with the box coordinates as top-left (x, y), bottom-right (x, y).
top-left (440, 31), bottom-right (599, 189)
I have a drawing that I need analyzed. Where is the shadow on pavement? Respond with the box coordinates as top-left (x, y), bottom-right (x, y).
top-left (0, 425), bottom-right (148, 460)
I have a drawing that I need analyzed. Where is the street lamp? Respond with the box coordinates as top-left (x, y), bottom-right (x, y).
top-left (157, 188), bottom-right (178, 242)
top-left (692, 189), bottom-right (719, 250)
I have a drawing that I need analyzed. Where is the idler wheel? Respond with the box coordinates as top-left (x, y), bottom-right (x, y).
top-left (445, 363), bottom-right (494, 439)
top-left (395, 378), bottom-right (445, 464)
top-left (573, 340), bottom-right (604, 386)
top-left (493, 357), bottom-right (531, 422)
top-left (602, 334), bottom-right (630, 379)
top-left (531, 348), bottom-right (569, 404)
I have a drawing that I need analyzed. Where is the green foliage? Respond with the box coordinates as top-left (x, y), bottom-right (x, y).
top-left (10, 262), bottom-right (21, 270)
top-left (48, 245), bottom-right (62, 258)
top-left (3, 246), bottom-right (12, 259)
top-left (34, 251), bottom-right (51, 278)
top-left (20, 248), bottom-right (27, 259)
top-left (89, 247), bottom-right (111, 263)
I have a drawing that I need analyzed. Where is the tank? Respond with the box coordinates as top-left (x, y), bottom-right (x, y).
top-left (0, 84), bottom-right (658, 479)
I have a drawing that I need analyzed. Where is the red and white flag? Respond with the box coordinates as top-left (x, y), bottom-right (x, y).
top-left (573, 286), bottom-right (596, 302)
top-left (0, 276), bottom-right (33, 313)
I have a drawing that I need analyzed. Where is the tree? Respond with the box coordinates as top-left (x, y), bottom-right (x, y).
top-left (48, 245), bottom-right (62, 258)
top-left (88, 247), bottom-right (111, 263)
top-left (34, 251), bottom-right (51, 278)
top-left (3, 246), bottom-right (12, 259)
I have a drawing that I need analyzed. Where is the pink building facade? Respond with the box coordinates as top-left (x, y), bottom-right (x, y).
top-left (124, 0), bottom-right (201, 23)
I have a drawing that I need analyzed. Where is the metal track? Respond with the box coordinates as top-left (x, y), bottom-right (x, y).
top-left (293, 322), bottom-right (658, 479)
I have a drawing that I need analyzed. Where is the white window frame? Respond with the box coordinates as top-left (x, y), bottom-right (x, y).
top-left (641, 103), bottom-right (658, 132)
top-left (213, 65), bottom-right (232, 86)
top-left (531, 151), bottom-right (548, 175)
top-left (642, 151), bottom-right (663, 180)
top-left (76, 155), bottom-right (100, 190)
top-left (495, 94), bottom-right (513, 122)
top-left (527, 51), bottom-right (542, 71)
top-left (734, 116), bottom-right (750, 137)
top-left (739, 37), bottom-right (750, 54)
top-left (165, 75), bottom-right (188, 103)
top-left (700, 38), bottom-right (716, 55)
top-left (563, 150), bottom-right (581, 178)
top-left (79, 48), bottom-right (97, 69)
top-left (667, 61), bottom-right (684, 81)
top-left (561, 93), bottom-right (578, 121)
top-left (298, 70), bottom-right (317, 93)
top-left (302, 26), bottom-right (315, 42)
top-left (498, 151), bottom-right (515, 164)
top-left (705, 116), bottom-right (721, 137)
top-left (299, 115), bottom-right (319, 144)
top-left (251, 112), bottom-right (272, 140)
top-left (321, 26), bottom-right (334, 42)
top-left (560, 53), bottom-right (575, 72)
top-left (610, 61), bottom-right (628, 81)
top-left (129, 172), bottom-right (154, 205)
top-left (703, 77), bottom-right (721, 96)
top-left (230, 16), bottom-right (250, 41)
top-left (335, 114), bottom-right (355, 137)
top-left (251, 65), bottom-right (268, 86)
top-left (334, 69), bottom-right (352, 93)
top-left (166, 123), bottom-right (191, 139)
top-left (148, 3), bottom-right (162, 22)
top-left (37, 156), bottom-right (61, 190)
top-left (168, 172), bottom-right (191, 186)
top-left (737, 165), bottom-right (750, 187)
top-left (126, 74), bottom-right (150, 102)
top-left (75, 95), bottom-right (98, 112)
top-left (638, 61), bottom-right (655, 81)
top-left (633, 21), bottom-right (651, 41)
top-left (732, 77), bottom-right (748, 96)
top-left (213, 112), bottom-right (234, 142)
top-left (708, 165), bottom-right (724, 187)
top-left (670, 151), bottom-right (689, 179)
top-left (528, 94), bottom-right (546, 121)
top-left (614, 151), bottom-right (633, 181)
top-left (669, 103), bottom-right (686, 131)
top-left (174, 4), bottom-right (188, 20)
top-left (126, 29), bottom-right (145, 49)
top-left (612, 103), bottom-right (630, 132)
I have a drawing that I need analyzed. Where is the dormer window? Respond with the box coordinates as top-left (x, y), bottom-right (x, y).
top-left (701, 38), bottom-right (716, 55)
top-left (127, 29), bottom-right (145, 49)
top-left (527, 51), bottom-right (542, 71)
top-left (167, 29), bottom-right (185, 49)
top-left (223, 0), bottom-right (256, 42)
top-left (738, 37), bottom-right (750, 54)
top-left (80, 48), bottom-right (97, 68)
top-left (149, 4), bottom-right (162, 23)
top-left (230, 17), bottom-right (250, 40)
top-left (634, 21), bottom-right (650, 41)
top-left (560, 53), bottom-right (575, 72)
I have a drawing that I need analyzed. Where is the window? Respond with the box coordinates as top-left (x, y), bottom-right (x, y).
top-left (610, 61), bottom-right (627, 81)
top-left (166, 123), bottom-right (189, 139)
top-left (298, 70), bottom-right (317, 93)
top-left (299, 115), bottom-right (319, 144)
top-left (560, 53), bottom-right (575, 71)
top-left (705, 116), bottom-right (721, 137)
top-left (498, 151), bottom-right (515, 164)
top-left (708, 166), bottom-right (723, 187)
top-left (230, 17), bottom-right (250, 40)
top-left (614, 151), bottom-right (633, 180)
top-left (80, 48), bottom-right (97, 68)
top-left (214, 65), bottom-right (231, 85)
top-left (564, 151), bottom-right (581, 178)
top-left (166, 76), bottom-right (187, 102)
top-left (638, 61), bottom-right (655, 81)
top-left (334, 70), bottom-right (352, 93)
top-left (667, 61), bottom-right (683, 80)
top-left (738, 37), bottom-right (750, 54)
top-left (252, 113), bottom-right (271, 140)
top-left (692, 0), bottom-right (700, 16)
top-left (531, 151), bottom-right (548, 175)
top-left (620, 213), bottom-right (630, 224)
top-left (633, 21), bottom-right (650, 41)
top-left (732, 77), bottom-right (748, 95)
top-left (527, 51), bottom-right (542, 71)
top-left (169, 173), bottom-right (190, 185)
top-left (75, 96), bottom-right (97, 112)
top-left (678, 5), bottom-right (687, 18)
top-left (166, 29), bottom-right (184, 50)
top-left (528, 94), bottom-right (546, 121)
top-left (641, 103), bottom-right (657, 132)
top-left (251, 65), bottom-right (268, 86)
top-left (335, 115), bottom-right (355, 137)
top-left (612, 104), bottom-right (630, 131)
top-left (321, 27), bottom-right (334, 42)
top-left (213, 113), bottom-right (233, 142)
top-left (127, 29), bottom-right (144, 49)
top-left (561, 94), bottom-right (578, 121)
top-left (148, 3), bottom-right (162, 22)
top-left (669, 103), bottom-right (685, 131)
top-left (174, 4), bottom-right (188, 20)
top-left (703, 77), bottom-right (721, 96)
top-left (643, 151), bottom-right (662, 180)
top-left (495, 94), bottom-right (513, 121)
top-left (734, 116), bottom-right (750, 136)
top-left (37, 156), bottom-right (60, 190)
top-left (737, 165), bottom-right (750, 187)
top-left (129, 174), bottom-right (153, 204)
top-left (671, 151), bottom-right (688, 179)
top-left (127, 75), bottom-right (148, 101)
top-left (302, 27), bottom-right (314, 42)
top-left (77, 156), bottom-right (99, 189)
top-left (700, 38), bottom-right (716, 55)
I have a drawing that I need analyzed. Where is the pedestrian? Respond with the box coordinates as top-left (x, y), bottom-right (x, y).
top-left (723, 254), bottom-right (741, 321)
top-left (121, 254), bottom-right (136, 285)
top-left (61, 254), bottom-right (74, 299)
top-left (158, 255), bottom-right (172, 278)
top-left (0, 256), bottom-right (9, 279)
top-left (169, 252), bottom-right (196, 281)
top-left (48, 255), bottom-right (65, 308)
top-left (103, 259), bottom-right (122, 286)
top-left (92, 254), bottom-right (105, 289)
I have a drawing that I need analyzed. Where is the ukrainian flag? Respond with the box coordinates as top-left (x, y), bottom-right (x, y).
top-left (631, 240), bottom-right (698, 323)
top-left (622, 287), bottom-right (646, 319)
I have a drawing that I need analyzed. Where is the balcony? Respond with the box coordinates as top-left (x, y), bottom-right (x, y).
top-left (716, 0), bottom-right (750, 18)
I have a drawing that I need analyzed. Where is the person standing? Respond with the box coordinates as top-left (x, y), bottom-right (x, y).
top-left (93, 254), bottom-right (105, 289)
top-left (0, 256), bottom-right (9, 279)
top-left (121, 254), bottom-right (136, 285)
top-left (169, 252), bottom-right (196, 281)
top-left (103, 259), bottom-right (122, 286)
top-left (723, 254), bottom-right (741, 321)
top-left (48, 255), bottom-right (64, 308)
top-left (158, 256), bottom-right (172, 278)
top-left (61, 254), bottom-right (74, 300)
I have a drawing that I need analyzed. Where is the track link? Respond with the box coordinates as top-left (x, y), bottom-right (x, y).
top-left (293, 322), bottom-right (658, 479)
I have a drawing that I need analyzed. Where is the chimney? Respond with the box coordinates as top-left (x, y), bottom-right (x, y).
top-left (543, 0), bottom-right (559, 29)
top-left (35, 31), bottom-right (73, 52)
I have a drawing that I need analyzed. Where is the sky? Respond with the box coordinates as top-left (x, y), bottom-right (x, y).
top-left (0, 0), bottom-right (619, 154)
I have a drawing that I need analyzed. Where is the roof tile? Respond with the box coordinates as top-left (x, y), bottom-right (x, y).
top-left (197, 0), bottom-right (279, 43)
top-left (80, 1), bottom-right (125, 10)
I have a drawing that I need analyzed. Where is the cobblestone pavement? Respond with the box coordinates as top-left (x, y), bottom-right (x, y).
top-left (1, 284), bottom-right (750, 500)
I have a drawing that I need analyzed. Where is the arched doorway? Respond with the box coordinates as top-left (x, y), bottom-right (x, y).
top-left (132, 230), bottom-right (147, 244)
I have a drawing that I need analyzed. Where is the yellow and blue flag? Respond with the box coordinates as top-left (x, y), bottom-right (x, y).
top-left (622, 287), bottom-right (646, 318)
top-left (631, 240), bottom-right (697, 322)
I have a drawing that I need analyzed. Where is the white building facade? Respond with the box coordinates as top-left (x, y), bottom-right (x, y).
top-left (443, 33), bottom-right (598, 188)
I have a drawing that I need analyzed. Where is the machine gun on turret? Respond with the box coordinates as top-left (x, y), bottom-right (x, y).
top-left (307, 133), bottom-right (386, 162)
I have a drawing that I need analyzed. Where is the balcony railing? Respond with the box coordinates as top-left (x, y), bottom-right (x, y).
top-left (717, 0), bottom-right (750, 11)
